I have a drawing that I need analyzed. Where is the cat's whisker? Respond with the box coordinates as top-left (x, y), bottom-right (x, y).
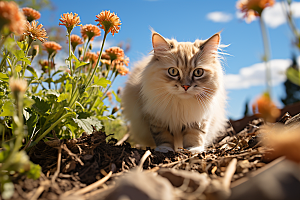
top-left (195, 95), bottom-right (205, 113)
top-left (195, 94), bottom-right (209, 114)
top-left (202, 90), bottom-right (215, 97)
top-left (202, 86), bottom-right (215, 91)
top-left (202, 90), bottom-right (215, 100)
top-left (199, 93), bottom-right (211, 113)
top-left (202, 87), bottom-right (217, 95)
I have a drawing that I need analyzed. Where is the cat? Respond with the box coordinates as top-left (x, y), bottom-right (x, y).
top-left (121, 31), bottom-right (227, 153)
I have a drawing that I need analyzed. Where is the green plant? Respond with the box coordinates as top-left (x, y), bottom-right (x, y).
top-left (0, 2), bottom-right (128, 198)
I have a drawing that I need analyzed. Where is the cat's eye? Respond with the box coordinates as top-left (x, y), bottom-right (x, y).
top-left (193, 68), bottom-right (204, 77)
top-left (168, 67), bottom-right (179, 77)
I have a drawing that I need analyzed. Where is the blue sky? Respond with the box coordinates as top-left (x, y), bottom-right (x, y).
top-left (37, 0), bottom-right (300, 120)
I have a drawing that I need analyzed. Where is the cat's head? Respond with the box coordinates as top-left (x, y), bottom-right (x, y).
top-left (143, 32), bottom-right (224, 100)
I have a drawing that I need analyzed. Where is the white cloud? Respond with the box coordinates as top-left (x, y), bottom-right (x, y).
top-left (224, 59), bottom-right (293, 90)
top-left (262, 2), bottom-right (286, 28)
top-left (236, 2), bottom-right (300, 28)
top-left (207, 12), bottom-right (233, 23)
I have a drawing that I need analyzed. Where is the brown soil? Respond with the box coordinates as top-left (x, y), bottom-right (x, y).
top-left (5, 113), bottom-right (295, 200)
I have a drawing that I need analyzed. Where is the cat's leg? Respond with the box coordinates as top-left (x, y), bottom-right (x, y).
top-left (150, 124), bottom-right (174, 153)
top-left (183, 122), bottom-right (207, 153)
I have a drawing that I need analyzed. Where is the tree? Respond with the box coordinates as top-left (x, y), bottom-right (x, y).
top-left (281, 55), bottom-right (300, 105)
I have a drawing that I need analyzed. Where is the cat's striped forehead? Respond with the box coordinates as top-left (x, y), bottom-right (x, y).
top-left (166, 39), bottom-right (206, 69)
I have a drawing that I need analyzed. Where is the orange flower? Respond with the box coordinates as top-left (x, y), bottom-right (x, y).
top-left (39, 60), bottom-right (55, 73)
top-left (23, 20), bottom-right (48, 43)
top-left (106, 91), bottom-right (112, 101)
top-left (42, 41), bottom-right (62, 57)
top-left (252, 93), bottom-right (280, 122)
top-left (99, 51), bottom-right (111, 65)
top-left (84, 51), bottom-right (98, 65)
top-left (80, 24), bottom-right (101, 41)
top-left (95, 10), bottom-right (121, 36)
top-left (105, 47), bottom-right (124, 61)
top-left (22, 7), bottom-right (41, 22)
top-left (262, 125), bottom-right (300, 163)
top-left (9, 78), bottom-right (27, 94)
top-left (237, 0), bottom-right (275, 23)
top-left (70, 34), bottom-right (83, 51)
top-left (117, 65), bottom-right (129, 76)
top-left (0, 1), bottom-right (26, 35)
top-left (104, 47), bottom-right (129, 75)
top-left (59, 12), bottom-right (81, 34)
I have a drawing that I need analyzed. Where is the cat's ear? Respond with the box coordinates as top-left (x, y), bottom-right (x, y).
top-left (152, 32), bottom-right (170, 52)
top-left (200, 33), bottom-right (220, 54)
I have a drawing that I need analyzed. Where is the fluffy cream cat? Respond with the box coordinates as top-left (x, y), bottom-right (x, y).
top-left (122, 31), bottom-right (227, 153)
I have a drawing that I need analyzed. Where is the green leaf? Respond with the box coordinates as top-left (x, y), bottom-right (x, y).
top-left (112, 90), bottom-right (121, 103)
top-left (57, 93), bottom-right (69, 102)
top-left (26, 162), bottom-right (41, 180)
top-left (64, 107), bottom-right (74, 113)
top-left (27, 112), bottom-right (38, 136)
top-left (4, 37), bottom-right (16, 51)
top-left (32, 96), bottom-right (50, 115)
top-left (73, 117), bottom-right (102, 134)
top-left (74, 60), bottom-right (88, 70)
top-left (46, 89), bottom-right (60, 97)
top-left (77, 111), bottom-right (91, 119)
top-left (66, 80), bottom-right (72, 93)
top-left (0, 101), bottom-right (14, 117)
top-left (286, 67), bottom-right (300, 86)
top-left (92, 76), bottom-right (111, 88)
top-left (15, 65), bottom-right (22, 73)
top-left (26, 66), bottom-right (38, 78)
top-left (82, 91), bottom-right (89, 98)
top-left (14, 50), bottom-right (31, 65)
top-left (75, 101), bottom-right (85, 111)
top-left (0, 73), bottom-right (9, 82)
top-left (65, 123), bottom-right (78, 138)
top-left (23, 97), bottom-right (35, 108)
top-left (17, 41), bottom-right (26, 51)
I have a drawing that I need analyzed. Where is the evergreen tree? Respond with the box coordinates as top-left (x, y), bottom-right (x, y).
top-left (281, 55), bottom-right (300, 105)
top-left (243, 98), bottom-right (251, 117)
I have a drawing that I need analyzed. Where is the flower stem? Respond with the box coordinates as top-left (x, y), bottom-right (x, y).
top-left (282, 0), bottom-right (300, 39)
top-left (68, 33), bottom-right (73, 76)
top-left (82, 38), bottom-right (91, 62)
top-left (259, 17), bottom-right (272, 98)
top-left (70, 33), bottom-right (108, 111)
top-left (102, 72), bottom-right (117, 100)
top-left (86, 32), bottom-right (108, 88)
top-left (48, 54), bottom-right (51, 89)
top-left (1, 92), bottom-right (24, 170)
top-left (22, 38), bottom-right (33, 78)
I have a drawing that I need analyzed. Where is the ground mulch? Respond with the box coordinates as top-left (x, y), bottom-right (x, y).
top-left (5, 112), bottom-right (300, 200)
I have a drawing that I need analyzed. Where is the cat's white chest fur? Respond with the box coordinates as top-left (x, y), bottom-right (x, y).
top-left (141, 90), bottom-right (210, 134)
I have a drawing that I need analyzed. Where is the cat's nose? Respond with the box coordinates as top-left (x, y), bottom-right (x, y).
top-left (181, 85), bottom-right (190, 91)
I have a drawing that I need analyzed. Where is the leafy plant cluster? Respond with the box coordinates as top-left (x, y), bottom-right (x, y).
top-left (0, 3), bottom-right (127, 199)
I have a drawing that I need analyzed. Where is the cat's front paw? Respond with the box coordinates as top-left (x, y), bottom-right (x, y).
top-left (186, 146), bottom-right (204, 153)
top-left (155, 145), bottom-right (174, 153)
